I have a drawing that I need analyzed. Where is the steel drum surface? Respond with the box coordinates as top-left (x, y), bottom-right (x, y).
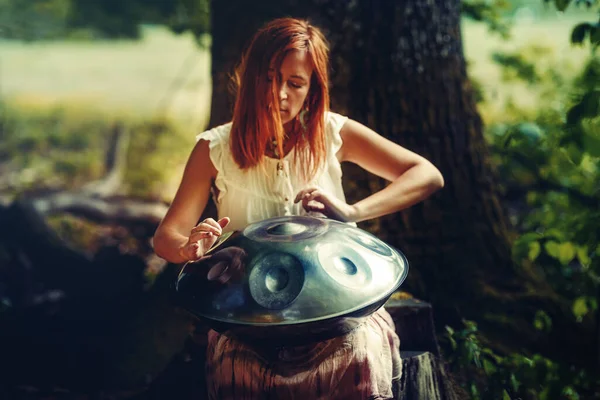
top-left (175, 216), bottom-right (408, 345)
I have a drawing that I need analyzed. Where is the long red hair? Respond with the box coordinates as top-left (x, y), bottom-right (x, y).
top-left (229, 18), bottom-right (330, 180)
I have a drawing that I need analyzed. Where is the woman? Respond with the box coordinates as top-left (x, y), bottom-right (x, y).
top-left (153, 17), bottom-right (444, 400)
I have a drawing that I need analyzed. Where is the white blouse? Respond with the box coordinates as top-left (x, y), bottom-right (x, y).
top-left (195, 111), bottom-right (350, 232)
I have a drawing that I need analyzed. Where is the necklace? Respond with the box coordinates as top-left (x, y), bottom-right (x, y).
top-left (270, 139), bottom-right (280, 158)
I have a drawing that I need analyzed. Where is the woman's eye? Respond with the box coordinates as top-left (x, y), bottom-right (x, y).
top-left (290, 81), bottom-right (303, 89)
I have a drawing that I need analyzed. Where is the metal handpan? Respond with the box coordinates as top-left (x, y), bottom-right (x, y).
top-left (175, 215), bottom-right (408, 346)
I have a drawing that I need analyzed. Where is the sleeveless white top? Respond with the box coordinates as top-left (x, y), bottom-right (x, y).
top-left (195, 111), bottom-right (350, 232)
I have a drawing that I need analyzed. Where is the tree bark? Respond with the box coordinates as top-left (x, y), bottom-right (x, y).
top-left (207, 0), bottom-right (596, 370)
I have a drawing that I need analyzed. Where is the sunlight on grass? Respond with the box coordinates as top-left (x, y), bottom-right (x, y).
top-left (1, 25), bottom-right (212, 130)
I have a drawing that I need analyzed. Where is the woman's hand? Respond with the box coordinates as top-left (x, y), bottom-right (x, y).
top-left (294, 187), bottom-right (358, 223)
top-left (178, 217), bottom-right (231, 262)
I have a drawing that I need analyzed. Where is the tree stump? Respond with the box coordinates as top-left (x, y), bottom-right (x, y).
top-left (398, 351), bottom-right (458, 400)
top-left (385, 296), bottom-right (459, 400)
top-left (385, 296), bottom-right (441, 357)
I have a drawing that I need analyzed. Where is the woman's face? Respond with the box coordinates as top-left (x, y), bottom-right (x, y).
top-left (269, 50), bottom-right (313, 126)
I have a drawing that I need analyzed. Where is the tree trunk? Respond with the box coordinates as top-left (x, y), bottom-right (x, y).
top-left (207, 0), bottom-right (596, 370)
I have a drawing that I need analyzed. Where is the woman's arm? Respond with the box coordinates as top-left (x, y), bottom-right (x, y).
top-left (153, 139), bottom-right (228, 264)
top-left (338, 118), bottom-right (444, 222)
top-left (295, 118), bottom-right (444, 223)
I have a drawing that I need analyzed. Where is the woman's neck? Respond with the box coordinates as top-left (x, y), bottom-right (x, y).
top-left (266, 120), bottom-right (301, 159)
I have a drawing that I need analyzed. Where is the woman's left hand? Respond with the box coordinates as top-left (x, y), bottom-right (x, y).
top-left (294, 186), bottom-right (358, 223)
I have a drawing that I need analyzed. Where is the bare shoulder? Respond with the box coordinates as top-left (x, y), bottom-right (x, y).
top-left (188, 138), bottom-right (218, 180)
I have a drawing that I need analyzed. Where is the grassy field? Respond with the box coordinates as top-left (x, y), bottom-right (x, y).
top-left (1, 26), bottom-right (212, 130)
top-left (0, 15), bottom-right (591, 129)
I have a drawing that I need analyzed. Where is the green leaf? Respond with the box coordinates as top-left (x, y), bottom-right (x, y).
top-left (510, 373), bottom-right (520, 392)
top-left (534, 310), bottom-right (552, 332)
top-left (573, 297), bottom-right (589, 320)
top-left (576, 246), bottom-right (591, 266)
top-left (470, 383), bottom-right (480, 399)
top-left (503, 390), bottom-right (512, 400)
top-left (554, 0), bottom-right (571, 11)
top-left (591, 25), bottom-right (600, 47)
top-left (519, 232), bottom-right (542, 243)
top-left (543, 229), bottom-right (566, 241)
top-left (558, 242), bottom-right (576, 265)
top-left (565, 142), bottom-right (583, 165)
top-left (544, 240), bottom-right (560, 258)
top-left (483, 358), bottom-right (497, 376)
top-left (571, 23), bottom-right (590, 45)
top-left (582, 132), bottom-right (600, 157)
top-left (528, 241), bottom-right (541, 261)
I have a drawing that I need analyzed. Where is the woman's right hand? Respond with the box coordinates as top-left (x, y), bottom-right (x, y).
top-left (178, 217), bottom-right (231, 262)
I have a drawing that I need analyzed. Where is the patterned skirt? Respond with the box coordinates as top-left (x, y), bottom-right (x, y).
top-left (205, 307), bottom-right (402, 400)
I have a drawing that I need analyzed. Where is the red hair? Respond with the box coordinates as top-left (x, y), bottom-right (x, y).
top-left (229, 18), bottom-right (330, 180)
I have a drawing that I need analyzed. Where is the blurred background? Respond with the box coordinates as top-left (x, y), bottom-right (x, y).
top-left (0, 0), bottom-right (598, 399)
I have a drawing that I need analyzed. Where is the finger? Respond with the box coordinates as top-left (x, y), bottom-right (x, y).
top-left (305, 190), bottom-right (324, 203)
top-left (191, 222), bottom-right (221, 236)
top-left (302, 189), bottom-right (322, 208)
top-left (180, 242), bottom-right (200, 261)
top-left (305, 201), bottom-right (325, 212)
top-left (188, 230), bottom-right (214, 243)
top-left (202, 218), bottom-right (222, 230)
top-left (294, 187), bottom-right (319, 203)
top-left (218, 217), bottom-right (231, 229)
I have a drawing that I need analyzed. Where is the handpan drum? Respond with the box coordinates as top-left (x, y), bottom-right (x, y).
top-left (175, 215), bottom-right (408, 346)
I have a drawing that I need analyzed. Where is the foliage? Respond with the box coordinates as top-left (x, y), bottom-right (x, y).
top-left (68, 0), bottom-right (210, 41)
top-left (444, 320), bottom-right (597, 399)
top-left (0, 0), bottom-right (210, 41)
top-left (461, 0), bottom-right (512, 38)
top-left (489, 49), bottom-right (600, 309)
top-left (0, 0), bottom-right (71, 40)
top-left (442, 1), bottom-right (600, 398)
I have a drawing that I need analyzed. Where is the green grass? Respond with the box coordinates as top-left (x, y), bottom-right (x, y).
top-left (0, 25), bottom-right (212, 130)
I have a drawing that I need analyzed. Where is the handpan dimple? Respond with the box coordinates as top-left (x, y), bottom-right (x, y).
top-left (345, 229), bottom-right (393, 257)
top-left (334, 257), bottom-right (358, 275)
top-left (266, 222), bottom-right (307, 236)
top-left (249, 253), bottom-right (305, 310)
top-left (244, 215), bottom-right (328, 242)
top-left (265, 267), bottom-right (289, 292)
top-left (318, 244), bottom-right (371, 289)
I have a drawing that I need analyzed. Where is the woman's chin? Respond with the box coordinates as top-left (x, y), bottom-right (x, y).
top-left (280, 111), bottom-right (294, 125)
